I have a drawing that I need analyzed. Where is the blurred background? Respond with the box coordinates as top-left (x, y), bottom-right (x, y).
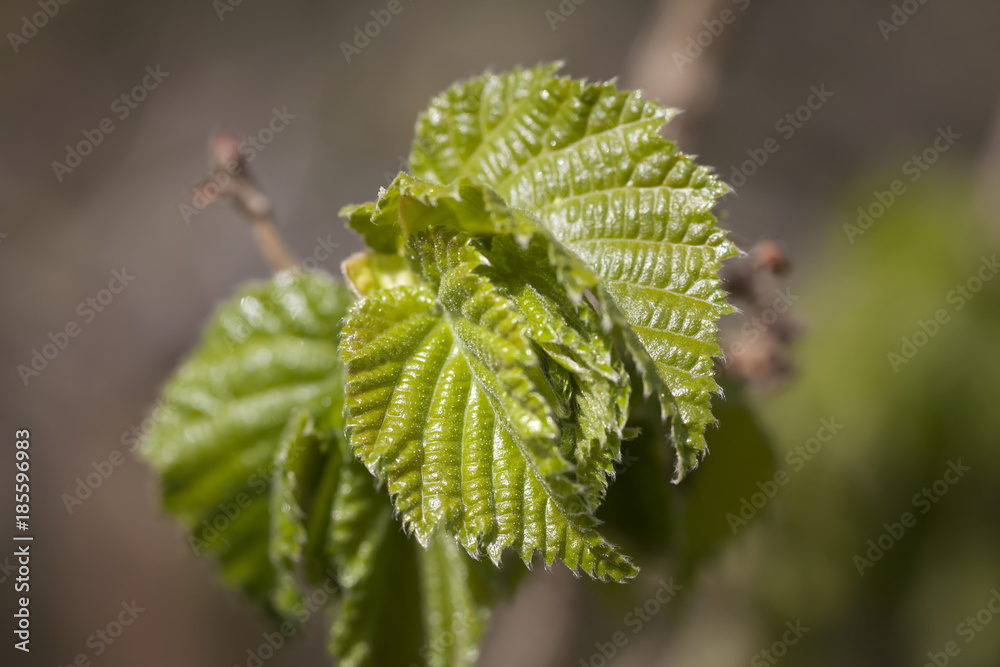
top-left (2, 0), bottom-right (999, 665)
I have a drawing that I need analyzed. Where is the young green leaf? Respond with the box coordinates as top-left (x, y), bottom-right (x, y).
top-left (408, 63), bottom-right (737, 479)
top-left (326, 454), bottom-right (426, 667)
top-left (343, 176), bottom-right (634, 509)
top-left (268, 409), bottom-right (346, 616)
top-left (340, 217), bottom-right (636, 580)
top-left (140, 270), bottom-right (353, 613)
top-left (342, 251), bottom-right (418, 297)
top-left (417, 532), bottom-right (497, 667)
top-left (325, 440), bottom-right (499, 667)
top-left (142, 63), bottom-right (741, 667)
top-left (142, 269), bottom-right (503, 666)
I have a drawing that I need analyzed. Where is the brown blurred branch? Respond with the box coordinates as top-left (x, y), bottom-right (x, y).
top-left (625, 0), bottom-right (738, 142)
top-left (192, 132), bottom-right (298, 272)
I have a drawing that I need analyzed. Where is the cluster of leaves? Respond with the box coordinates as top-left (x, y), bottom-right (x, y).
top-left (141, 64), bottom-right (736, 666)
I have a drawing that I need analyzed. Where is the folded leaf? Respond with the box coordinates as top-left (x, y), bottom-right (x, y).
top-left (324, 437), bottom-right (499, 667)
top-left (418, 532), bottom-right (497, 667)
top-left (408, 63), bottom-right (737, 479)
top-left (341, 225), bottom-right (636, 581)
top-left (269, 409), bottom-right (344, 616)
top-left (344, 177), bottom-right (633, 507)
top-left (327, 452), bottom-right (426, 667)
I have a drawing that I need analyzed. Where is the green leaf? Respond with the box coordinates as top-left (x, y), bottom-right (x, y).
top-left (341, 222), bottom-right (636, 581)
top-left (485, 234), bottom-right (630, 510)
top-left (343, 177), bottom-right (633, 508)
top-left (268, 409), bottom-right (344, 616)
top-left (342, 251), bottom-right (419, 297)
top-left (408, 63), bottom-right (737, 479)
top-left (340, 200), bottom-right (403, 255)
top-left (140, 270), bottom-right (352, 613)
top-left (142, 267), bottom-right (506, 665)
top-left (417, 532), bottom-right (497, 667)
top-left (325, 440), bottom-right (499, 667)
top-left (327, 452), bottom-right (426, 667)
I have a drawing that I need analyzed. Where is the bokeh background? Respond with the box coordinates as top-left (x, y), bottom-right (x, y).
top-left (2, 0), bottom-right (999, 665)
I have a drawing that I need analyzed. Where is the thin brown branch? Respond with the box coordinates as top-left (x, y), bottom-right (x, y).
top-left (192, 131), bottom-right (298, 272)
top-left (625, 0), bottom-right (738, 143)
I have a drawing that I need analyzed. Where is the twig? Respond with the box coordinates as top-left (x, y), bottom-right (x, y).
top-left (625, 0), bottom-right (737, 143)
top-left (192, 132), bottom-right (298, 272)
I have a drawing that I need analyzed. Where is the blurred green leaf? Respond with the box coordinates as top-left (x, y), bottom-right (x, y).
top-left (737, 180), bottom-right (1000, 664)
top-left (141, 270), bottom-right (351, 612)
top-left (142, 270), bottom-right (503, 666)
